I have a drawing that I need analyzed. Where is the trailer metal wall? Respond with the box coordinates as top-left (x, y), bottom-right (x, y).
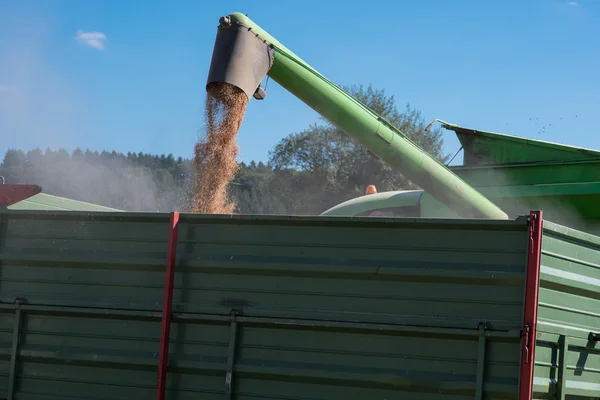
top-left (533, 221), bottom-right (600, 399)
top-left (0, 211), bottom-right (532, 399)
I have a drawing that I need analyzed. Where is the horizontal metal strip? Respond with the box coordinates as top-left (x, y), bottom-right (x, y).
top-left (541, 251), bottom-right (600, 270)
top-left (0, 303), bottom-right (521, 337)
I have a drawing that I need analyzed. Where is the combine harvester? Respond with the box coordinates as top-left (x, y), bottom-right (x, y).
top-left (323, 120), bottom-right (600, 235)
top-left (0, 12), bottom-right (598, 400)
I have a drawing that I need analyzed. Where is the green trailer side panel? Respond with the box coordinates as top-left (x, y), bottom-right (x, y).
top-left (0, 211), bottom-right (531, 399)
top-left (533, 221), bottom-right (600, 399)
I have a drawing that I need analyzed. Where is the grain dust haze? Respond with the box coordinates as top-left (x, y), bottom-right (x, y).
top-left (190, 82), bottom-right (248, 214)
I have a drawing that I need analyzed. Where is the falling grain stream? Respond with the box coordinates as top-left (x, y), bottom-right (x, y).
top-left (191, 82), bottom-right (248, 214)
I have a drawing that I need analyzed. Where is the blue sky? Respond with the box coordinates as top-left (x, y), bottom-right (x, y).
top-left (1, 0), bottom-right (598, 164)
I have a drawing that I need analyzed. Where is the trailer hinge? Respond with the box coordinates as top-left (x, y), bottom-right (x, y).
top-left (528, 213), bottom-right (537, 255)
top-left (229, 309), bottom-right (241, 322)
top-left (521, 324), bottom-right (531, 364)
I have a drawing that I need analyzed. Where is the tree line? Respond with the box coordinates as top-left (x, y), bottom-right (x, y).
top-left (0, 84), bottom-right (449, 215)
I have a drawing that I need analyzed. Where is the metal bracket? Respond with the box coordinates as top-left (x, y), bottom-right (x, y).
top-left (521, 324), bottom-right (531, 365)
top-left (475, 323), bottom-right (487, 400)
top-left (225, 310), bottom-right (241, 400)
top-left (253, 84), bottom-right (267, 100)
top-left (556, 335), bottom-right (569, 400)
top-left (528, 213), bottom-right (537, 255)
top-left (373, 122), bottom-right (392, 144)
top-left (8, 298), bottom-right (26, 400)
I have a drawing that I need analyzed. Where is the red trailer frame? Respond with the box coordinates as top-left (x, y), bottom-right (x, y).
top-left (519, 210), bottom-right (543, 400)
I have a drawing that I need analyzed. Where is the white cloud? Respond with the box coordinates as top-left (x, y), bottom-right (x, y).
top-left (567, 1), bottom-right (579, 5)
top-left (75, 30), bottom-right (107, 50)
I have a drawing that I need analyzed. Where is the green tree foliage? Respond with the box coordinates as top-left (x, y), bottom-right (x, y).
top-left (0, 83), bottom-right (448, 215)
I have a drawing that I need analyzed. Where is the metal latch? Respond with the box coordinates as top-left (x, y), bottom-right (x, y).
top-left (253, 84), bottom-right (267, 100)
top-left (522, 324), bottom-right (530, 364)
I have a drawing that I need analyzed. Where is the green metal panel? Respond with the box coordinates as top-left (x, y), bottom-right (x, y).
top-left (533, 221), bottom-right (600, 399)
top-left (0, 211), bottom-right (531, 399)
top-left (7, 193), bottom-right (122, 212)
top-left (451, 160), bottom-right (600, 187)
top-left (443, 123), bottom-right (600, 166)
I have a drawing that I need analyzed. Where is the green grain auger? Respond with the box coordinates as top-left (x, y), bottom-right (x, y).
top-left (206, 12), bottom-right (509, 221)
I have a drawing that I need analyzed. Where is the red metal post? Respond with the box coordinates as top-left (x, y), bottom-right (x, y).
top-left (156, 212), bottom-right (180, 400)
top-left (0, 184), bottom-right (42, 206)
top-left (519, 210), bottom-right (543, 400)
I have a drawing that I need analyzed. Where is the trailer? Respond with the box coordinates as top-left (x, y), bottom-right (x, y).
top-left (0, 207), bottom-right (598, 399)
top-left (0, 11), bottom-right (597, 400)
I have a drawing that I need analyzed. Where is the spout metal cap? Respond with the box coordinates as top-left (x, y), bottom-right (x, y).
top-left (207, 21), bottom-right (274, 100)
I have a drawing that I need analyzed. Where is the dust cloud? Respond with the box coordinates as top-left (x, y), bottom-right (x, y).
top-left (190, 82), bottom-right (248, 214)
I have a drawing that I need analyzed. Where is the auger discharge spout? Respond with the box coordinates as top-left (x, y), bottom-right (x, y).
top-left (206, 12), bottom-right (509, 220)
